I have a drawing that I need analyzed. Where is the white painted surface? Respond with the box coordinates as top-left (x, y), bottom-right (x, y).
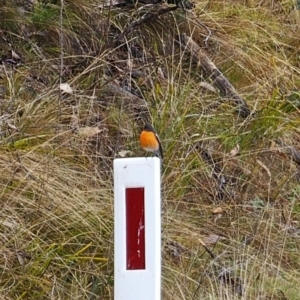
top-left (114, 157), bottom-right (161, 300)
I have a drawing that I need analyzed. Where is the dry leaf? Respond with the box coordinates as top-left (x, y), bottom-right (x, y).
top-left (242, 167), bottom-right (252, 176)
top-left (0, 218), bottom-right (18, 230)
top-left (199, 82), bottom-right (217, 93)
top-left (157, 67), bottom-right (164, 79)
top-left (229, 144), bottom-right (240, 157)
top-left (78, 126), bottom-right (101, 138)
top-left (7, 122), bottom-right (19, 131)
top-left (212, 207), bottom-right (224, 214)
top-left (16, 250), bottom-right (31, 266)
top-left (203, 234), bottom-right (222, 245)
top-left (257, 159), bottom-right (271, 177)
top-left (118, 150), bottom-right (133, 157)
top-left (11, 50), bottom-right (21, 61)
top-left (60, 83), bottom-right (73, 94)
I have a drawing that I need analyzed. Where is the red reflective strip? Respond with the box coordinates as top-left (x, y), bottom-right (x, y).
top-left (125, 187), bottom-right (145, 270)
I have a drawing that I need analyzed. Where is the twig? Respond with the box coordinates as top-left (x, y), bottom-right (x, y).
top-left (194, 19), bottom-right (212, 46)
top-left (197, 237), bottom-right (216, 259)
top-left (115, 5), bottom-right (178, 42)
top-left (179, 33), bottom-right (251, 118)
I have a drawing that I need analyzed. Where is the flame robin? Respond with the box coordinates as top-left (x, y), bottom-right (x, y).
top-left (139, 123), bottom-right (163, 159)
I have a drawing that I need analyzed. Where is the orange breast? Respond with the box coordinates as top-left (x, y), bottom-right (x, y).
top-left (140, 131), bottom-right (159, 152)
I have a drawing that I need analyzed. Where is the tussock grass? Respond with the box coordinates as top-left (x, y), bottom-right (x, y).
top-left (0, 0), bottom-right (300, 299)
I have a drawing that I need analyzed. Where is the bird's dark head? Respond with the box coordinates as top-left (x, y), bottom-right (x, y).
top-left (144, 123), bottom-right (155, 132)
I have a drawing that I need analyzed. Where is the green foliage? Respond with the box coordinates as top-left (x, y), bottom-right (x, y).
top-left (30, 3), bottom-right (60, 29)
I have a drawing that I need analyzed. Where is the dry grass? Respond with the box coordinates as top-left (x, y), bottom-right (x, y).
top-left (0, 0), bottom-right (300, 299)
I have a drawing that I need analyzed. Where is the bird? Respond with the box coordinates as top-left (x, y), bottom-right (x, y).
top-left (139, 123), bottom-right (163, 159)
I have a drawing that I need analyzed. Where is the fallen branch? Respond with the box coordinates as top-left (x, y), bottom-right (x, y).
top-left (115, 5), bottom-right (178, 42)
top-left (180, 33), bottom-right (251, 118)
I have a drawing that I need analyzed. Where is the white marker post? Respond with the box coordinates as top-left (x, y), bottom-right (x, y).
top-left (114, 157), bottom-right (161, 300)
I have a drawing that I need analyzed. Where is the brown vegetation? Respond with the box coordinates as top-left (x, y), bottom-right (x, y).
top-left (0, 0), bottom-right (300, 299)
